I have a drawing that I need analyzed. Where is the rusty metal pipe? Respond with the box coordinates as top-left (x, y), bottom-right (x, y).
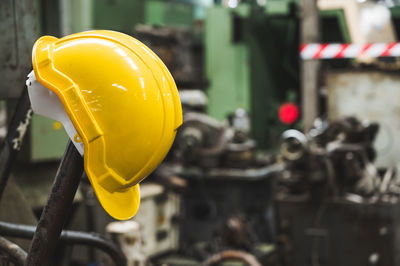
top-left (0, 236), bottom-right (27, 266)
top-left (26, 141), bottom-right (84, 266)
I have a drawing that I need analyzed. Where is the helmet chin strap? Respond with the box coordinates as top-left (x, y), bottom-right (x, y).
top-left (26, 71), bottom-right (84, 155)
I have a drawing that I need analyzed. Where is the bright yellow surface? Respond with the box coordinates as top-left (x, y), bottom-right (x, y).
top-left (32, 30), bottom-right (182, 220)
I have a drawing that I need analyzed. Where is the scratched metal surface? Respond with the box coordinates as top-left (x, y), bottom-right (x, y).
top-left (0, 0), bottom-right (38, 99)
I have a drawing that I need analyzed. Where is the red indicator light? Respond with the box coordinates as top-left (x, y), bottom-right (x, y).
top-left (279, 103), bottom-right (299, 125)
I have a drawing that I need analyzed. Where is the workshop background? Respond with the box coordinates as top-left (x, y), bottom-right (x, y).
top-left (2, 0), bottom-right (400, 265)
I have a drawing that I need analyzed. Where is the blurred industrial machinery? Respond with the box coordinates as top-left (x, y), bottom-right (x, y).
top-left (278, 117), bottom-right (382, 196)
top-left (3, 0), bottom-right (400, 265)
top-left (175, 110), bottom-right (256, 169)
top-left (275, 117), bottom-right (400, 266)
top-left (147, 108), bottom-right (280, 265)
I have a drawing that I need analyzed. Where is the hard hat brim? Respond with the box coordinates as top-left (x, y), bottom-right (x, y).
top-left (90, 177), bottom-right (140, 220)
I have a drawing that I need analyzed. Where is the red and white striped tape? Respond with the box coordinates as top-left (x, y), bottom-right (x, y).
top-left (300, 43), bottom-right (400, 60)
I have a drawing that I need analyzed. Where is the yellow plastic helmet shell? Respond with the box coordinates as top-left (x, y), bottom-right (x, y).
top-left (32, 30), bottom-right (182, 220)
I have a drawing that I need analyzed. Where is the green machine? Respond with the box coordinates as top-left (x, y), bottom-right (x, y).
top-left (205, 2), bottom-right (300, 149)
top-left (205, 6), bottom-right (251, 120)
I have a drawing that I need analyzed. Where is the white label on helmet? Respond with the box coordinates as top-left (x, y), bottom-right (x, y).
top-left (26, 71), bottom-right (84, 155)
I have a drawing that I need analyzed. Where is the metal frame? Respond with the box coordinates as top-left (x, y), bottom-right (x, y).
top-left (0, 221), bottom-right (126, 266)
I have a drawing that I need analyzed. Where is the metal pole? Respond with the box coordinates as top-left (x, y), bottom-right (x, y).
top-left (301, 0), bottom-right (320, 131)
top-left (26, 141), bottom-right (84, 266)
top-left (0, 88), bottom-right (32, 199)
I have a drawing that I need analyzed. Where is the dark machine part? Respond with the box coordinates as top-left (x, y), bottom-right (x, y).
top-left (176, 165), bottom-right (280, 263)
top-left (312, 117), bottom-right (379, 161)
top-left (276, 197), bottom-right (400, 266)
top-left (220, 216), bottom-right (251, 248)
top-left (162, 110), bottom-right (278, 264)
top-left (0, 221), bottom-right (127, 266)
top-left (174, 111), bottom-right (258, 169)
top-left (26, 141), bottom-right (84, 266)
top-left (275, 117), bottom-right (400, 266)
top-left (133, 25), bottom-right (206, 90)
top-left (278, 117), bottom-right (383, 197)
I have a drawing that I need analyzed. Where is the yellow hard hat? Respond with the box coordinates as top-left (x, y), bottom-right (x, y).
top-left (31, 30), bottom-right (182, 220)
